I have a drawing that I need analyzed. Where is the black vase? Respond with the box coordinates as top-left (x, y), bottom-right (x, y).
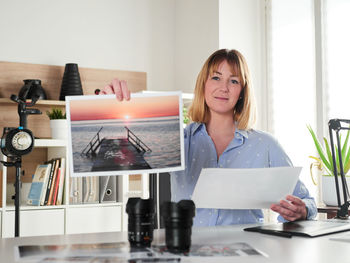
top-left (59, 63), bottom-right (83, 100)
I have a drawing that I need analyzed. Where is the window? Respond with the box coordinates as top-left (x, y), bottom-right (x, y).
top-left (267, 0), bottom-right (317, 201)
top-left (323, 0), bottom-right (350, 120)
top-left (268, 0), bottom-right (350, 211)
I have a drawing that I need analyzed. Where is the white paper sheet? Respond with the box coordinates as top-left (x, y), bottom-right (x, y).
top-left (191, 167), bottom-right (302, 209)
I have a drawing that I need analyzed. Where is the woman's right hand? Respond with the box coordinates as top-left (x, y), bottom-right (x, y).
top-left (100, 78), bottom-right (130, 101)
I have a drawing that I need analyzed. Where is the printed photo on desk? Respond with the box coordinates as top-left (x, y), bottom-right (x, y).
top-left (66, 92), bottom-right (185, 177)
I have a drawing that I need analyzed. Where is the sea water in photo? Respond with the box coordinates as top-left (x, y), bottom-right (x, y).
top-left (71, 116), bottom-right (181, 173)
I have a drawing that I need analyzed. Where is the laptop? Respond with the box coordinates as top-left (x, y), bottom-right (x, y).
top-left (244, 219), bottom-right (350, 238)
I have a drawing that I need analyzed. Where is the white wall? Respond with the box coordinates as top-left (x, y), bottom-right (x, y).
top-left (0, 0), bottom-right (175, 91)
top-left (219, 0), bottom-right (266, 130)
top-left (0, 0), bottom-right (264, 98)
top-left (174, 0), bottom-right (219, 93)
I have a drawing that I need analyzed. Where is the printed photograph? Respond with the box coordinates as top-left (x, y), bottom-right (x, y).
top-left (66, 93), bottom-right (184, 177)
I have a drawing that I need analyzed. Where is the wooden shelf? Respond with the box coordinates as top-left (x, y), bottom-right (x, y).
top-left (0, 98), bottom-right (65, 106)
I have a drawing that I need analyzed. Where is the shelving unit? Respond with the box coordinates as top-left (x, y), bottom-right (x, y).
top-left (0, 61), bottom-right (148, 238)
top-left (0, 99), bottom-right (147, 238)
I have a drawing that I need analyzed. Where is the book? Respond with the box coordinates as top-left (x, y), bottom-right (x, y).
top-left (48, 158), bottom-right (60, 205)
top-left (43, 159), bottom-right (57, 206)
top-left (27, 164), bottom-right (52, 206)
top-left (55, 158), bottom-right (66, 205)
top-left (52, 167), bottom-right (61, 205)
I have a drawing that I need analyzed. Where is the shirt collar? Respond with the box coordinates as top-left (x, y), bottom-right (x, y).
top-left (191, 122), bottom-right (249, 139)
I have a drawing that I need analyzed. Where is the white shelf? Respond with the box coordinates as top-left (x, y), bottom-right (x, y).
top-left (34, 139), bottom-right (67, 147)
top-left (67, 202), bottom-right (123, 209)
top-left (5, 205), bottom-right (66, 211)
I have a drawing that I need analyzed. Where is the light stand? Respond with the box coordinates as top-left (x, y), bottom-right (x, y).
top-left (328, 119), bottom-right (350, 219)
top-left (0, 94), bottom-right (40, 236)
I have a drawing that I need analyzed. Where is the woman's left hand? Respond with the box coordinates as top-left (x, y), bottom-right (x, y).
top-left (270, 195), bottom-right (307, 221)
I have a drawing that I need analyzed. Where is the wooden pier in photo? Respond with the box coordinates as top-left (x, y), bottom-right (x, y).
top-left (81, 127), bottom-right (152, 172)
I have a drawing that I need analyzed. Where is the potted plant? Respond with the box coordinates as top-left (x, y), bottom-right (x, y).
top-left (307, 125), bottom-right (350, 206)
top-left (46, 108), bottom-right (67, 139)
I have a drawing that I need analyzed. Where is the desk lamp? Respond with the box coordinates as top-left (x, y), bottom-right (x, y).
top-left (328, 119), bottom-right (350, 219)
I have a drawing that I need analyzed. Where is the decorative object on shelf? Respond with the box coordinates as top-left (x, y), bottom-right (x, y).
top-left (308, 124), bottom-right (350, 206)
top-left (46, 108), bottom-right (67, 139)
top-left (19, 79), bottom-right (47, 103)
top-left (59, 63), bottom-right (83, 101)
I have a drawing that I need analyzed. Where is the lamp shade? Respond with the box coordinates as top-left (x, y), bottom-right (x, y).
top-left (59, 63), bottom-right (83, 100)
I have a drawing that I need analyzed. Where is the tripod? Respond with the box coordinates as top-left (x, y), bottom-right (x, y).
top-left (1, 158), bottom-right (22, 236)
top-left (0, 95), bottom-right (40, 236)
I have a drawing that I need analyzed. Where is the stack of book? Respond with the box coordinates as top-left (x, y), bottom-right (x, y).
top-left (27, 158), bottom-right (66, 206)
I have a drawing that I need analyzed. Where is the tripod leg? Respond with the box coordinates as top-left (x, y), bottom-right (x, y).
top-left (14, 163), bottom-right (21, 237)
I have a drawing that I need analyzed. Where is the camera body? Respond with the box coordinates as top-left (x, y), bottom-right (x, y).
top-left (1, 127), bottom-right (34, 158)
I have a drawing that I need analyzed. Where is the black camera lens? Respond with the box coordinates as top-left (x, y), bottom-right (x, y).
top-left (161, 200), bottom-right (195, 253)
top-left (126, 198), bottom-right (155, 248)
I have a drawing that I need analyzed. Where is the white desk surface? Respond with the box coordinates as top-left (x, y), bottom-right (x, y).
top-left (1, 224), bottom-right (349, 263)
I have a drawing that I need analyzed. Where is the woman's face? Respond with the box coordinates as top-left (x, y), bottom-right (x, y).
top-left (204, 60), bottom-right (242, 118)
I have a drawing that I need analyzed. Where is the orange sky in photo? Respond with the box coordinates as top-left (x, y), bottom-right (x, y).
top-left (69, 95), bottom-right (179, 121)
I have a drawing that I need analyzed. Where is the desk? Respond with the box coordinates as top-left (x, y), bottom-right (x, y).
top-left (1, 225), bottom-right (349, 263)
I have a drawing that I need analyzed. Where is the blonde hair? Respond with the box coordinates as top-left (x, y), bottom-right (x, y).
top-left (188, 49), bottom-right (256, 130)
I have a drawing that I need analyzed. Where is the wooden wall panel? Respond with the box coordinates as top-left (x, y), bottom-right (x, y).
top-left (7, 147), bottom-right (47, 183)
top-left (0, 61), bottom-right (146, 100)
top-left (0, 61), bottom-right (147, 184)
top-left (0, 101), bottom-right (64, 139)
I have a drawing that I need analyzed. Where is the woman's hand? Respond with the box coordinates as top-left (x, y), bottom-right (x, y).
top-left (100, 78), bottom-right (130, 101)
top-left (270, 195), bottom-right (307, 221)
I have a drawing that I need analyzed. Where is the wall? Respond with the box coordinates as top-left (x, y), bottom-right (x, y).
top-left (0, 0), bottom-right (175, 92)
top-left (0, 0), bottom-right (265, 117)
top-left (219, 0), bottom-right (267, 130)
top-left (174, 0), bottom-right (219, 93)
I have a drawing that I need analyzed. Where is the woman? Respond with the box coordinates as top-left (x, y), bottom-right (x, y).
top-left (102, 49), bottom-right (317, 226)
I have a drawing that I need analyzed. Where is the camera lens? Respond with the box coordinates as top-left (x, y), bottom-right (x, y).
top-left (126, 198), bottom-right (155, 248)
top-left (161, 200), bottom-right (195, 253)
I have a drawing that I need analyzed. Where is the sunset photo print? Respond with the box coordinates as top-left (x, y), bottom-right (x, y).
top-left (65, 92), bottom-right (184, 177)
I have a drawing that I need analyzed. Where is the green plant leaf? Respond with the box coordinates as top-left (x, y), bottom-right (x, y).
top-left (46, 108), bottom-right (66, 120)
top-left (183, 107), bottom-right (190, 124)
top-left (342, 130), bottom-right (350, 174)
top-left (323, 138), bottom-right (334, 175)
top-left (307, 125), bottom-right (332, 172)
top-left (341, 130), bottom-right (350, 162)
